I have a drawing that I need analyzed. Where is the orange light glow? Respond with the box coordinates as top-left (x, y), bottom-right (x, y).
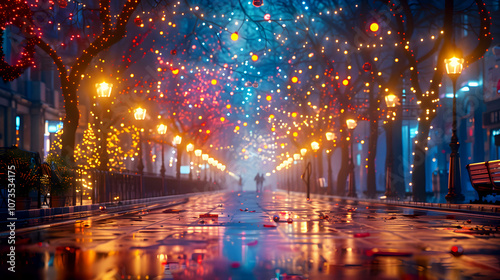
top-left (291, 76), bottom-right (298, 83)
top-left (369, 22), bottom-right (379, 32)
top-left (231, 32), bottom-right (239, 41)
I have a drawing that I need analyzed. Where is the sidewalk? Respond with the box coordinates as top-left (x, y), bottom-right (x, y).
top-left (0, 192), bottom-right (216, 233)
top-left (292, 191), bottom-right (500, 215)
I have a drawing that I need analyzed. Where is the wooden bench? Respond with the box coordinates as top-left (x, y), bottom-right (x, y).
top-left (466, 159), bottom-right (500, 201)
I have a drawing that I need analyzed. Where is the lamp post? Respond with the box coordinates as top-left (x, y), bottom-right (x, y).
top-left (95, 82), bottom-right (113, 170)
top-left (444, 51), bottom-right (465, 203)
top-left (134, 107), bottom-right (147, 174)
top-left (202, 154), bottom-right (209, 181)
top-left (194, 149), bottom-right (202, 180)
top-left (186, 143), bottom-right (194, 180)
top-left (94, 82), bottom-right (112, 204)
top-left (300, 148), bottom-right (308, 196)
top-left (346, 118), bottom-right (357, 197)
top-left (208, 157), bottom-right (214, 182)
top-left (287, 157), bottom-right (293, 194)
top-left (173, 135), bottom-right (182, 180)
top-left (384, 94), bottom-right (398, 198)
top-left (311, 141), bottom-right (319, 194)
top-left (157, 123), bottom-right (167, 195)
top-left (325, 132), bottom-right (336, 195)
top-left (293, 153), bottom-right (300, 191)
top-left (157, 124), bottom-right (167, 177)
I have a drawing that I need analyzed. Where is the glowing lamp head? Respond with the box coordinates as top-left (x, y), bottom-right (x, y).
top-left (202, 154), bottom-right (209, 161)
top-left (291, 76), bottom-right (298, 83)
top-left (157, 124), bottom-right (167, 135)
top-left (208, 157), bottom-right (214, 164)
top-left (300, 148), bottom-right (307, 156)
top-left (231, 32), bottom-right (239, 41)
top-left (173, 135), bottom-right (182, 145)
top-left (346, 118), bottom-right (357, 130)
top-left (385, 94), bottom-right (398, 108)
top-left (134, 107), bottom-right (146, 121)
top-left (444, 56), bottom-right (464, 76)
top-left (186, 143), bottom-right (194, 152)
top-left (293, 153), bottom-right (300, 160)
top-left (311, 141), bottom-right (320, 152)
top-left (194, 149), bottom-right (202, 157)
top-left (369, 22), bottom-right (379, 32)
top-left (325, 132), bottom-right (336, 141)
top-left (342, 79), bottom-right (349, 86)
top-left (96, 82), bottom-right (112, 98)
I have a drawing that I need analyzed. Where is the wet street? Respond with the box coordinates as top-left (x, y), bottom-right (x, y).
top-left (2, 191), bottom-right (500, 280)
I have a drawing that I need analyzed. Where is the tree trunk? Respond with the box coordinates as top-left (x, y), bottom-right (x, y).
top-left (60, 86), bottom-right (79, 162)
top-left (411, 117), bottom-right (431, 201)
top-left (393, 104), bottom-right (406, 198)
top-left (366, 121), bottom-right (378, 198)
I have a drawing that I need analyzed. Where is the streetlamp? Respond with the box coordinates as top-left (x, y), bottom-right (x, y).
top-left (96, 82), bottom-right (113, 98)
top-left (157, 124), bottom-right (167, 178)
top-left (300, 148), bottom-right (307, 157)
top-left (95, 82), bottom-right (113, 170)
top-left (173, 135), bottom-right (182, 180)
top-left (186, 143), bottom-right (194, 180)
top-left (310, 141), bottom-right (319, 195)
top-left (287, 157), bottom-right (293, 194)
top-left (293, 153), bottom-right (300, 191)
top-left (202, 153), bottom-right (209, 181)
top-left (346, 118), bottom-right (357, 197)
top-left (208, 157), bottom-right (214, 182)
top-left (325, 132), bottom-right (336, 196)
top-left (300, 148), bottom-right (307, 190)
top-left (134, 107), bottom-right (147, 174)
top-left (384, 94), bottom-right (398, 199)
top-left (93, 82), bottom-right (113, 204)
top-left (194, 149), bottom-right (202, 180)
top-left (444, 50), bottom-right (465, 203)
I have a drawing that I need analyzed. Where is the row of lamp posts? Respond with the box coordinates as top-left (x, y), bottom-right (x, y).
top-left (94, 82), bottom-right (229, 199)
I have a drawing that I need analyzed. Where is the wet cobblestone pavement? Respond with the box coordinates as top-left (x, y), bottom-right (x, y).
top-left (1, 191), bottom-right (500, 279)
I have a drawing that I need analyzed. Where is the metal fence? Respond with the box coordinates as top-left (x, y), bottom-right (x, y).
top-left (0, 146), bottom-right (223, 210)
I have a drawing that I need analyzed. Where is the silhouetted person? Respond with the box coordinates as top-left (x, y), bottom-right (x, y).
top-left (259, 173), bottom-right (265, 192)
top-left (238, 175), bottom-right (243, 191)
top-left (254, 173), bottom-right (260, 192)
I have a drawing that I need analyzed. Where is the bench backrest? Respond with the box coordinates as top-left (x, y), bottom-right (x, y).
top-left (467, 162), bottom-right (491, 187)
top-left (487, 160), bottom-right (500, 190)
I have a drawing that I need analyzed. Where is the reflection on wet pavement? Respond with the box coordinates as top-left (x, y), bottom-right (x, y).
top-left (2, 191), bottom-right (500, 279)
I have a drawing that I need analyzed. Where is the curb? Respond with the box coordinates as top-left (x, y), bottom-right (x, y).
top-left (284, 191), bottom-right (500, 215)
top-left (0, 191), bottom-right (222, 235)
